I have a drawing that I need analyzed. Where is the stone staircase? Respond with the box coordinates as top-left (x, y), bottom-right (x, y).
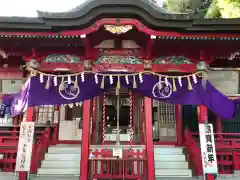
top-left (32, 144), bottom-right (81, 180)
top-left (154, 145), bottom-right (192, 178)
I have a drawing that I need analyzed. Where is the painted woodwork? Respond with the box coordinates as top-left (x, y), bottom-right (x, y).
top-left (94, 55), bottom-right (142, 64)
top-left (153, 56), bottom-right (193, 64)
top-left (42, 54), bottom-right (81, 63)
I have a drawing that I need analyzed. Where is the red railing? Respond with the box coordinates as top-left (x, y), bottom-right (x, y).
top-left (31, 127), bottom-right (51, 173)
top-left (0, 128), bottom-right (51, 173)
top-left (184, 129), bottom-right (202, 176)
top-left (88, 149), bottom-right (147, 179)
top-left (190, 132), bottom-right (240, 174)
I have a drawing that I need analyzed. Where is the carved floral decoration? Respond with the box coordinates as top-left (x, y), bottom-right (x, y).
top-left (42, 54), bottom-right (81, 63)
top-left (153, 56), bottom-right (193, 64)
top-left (104, 25), bottom-right (133, 34)
top-left (95, 55), bottom-right (142, 64)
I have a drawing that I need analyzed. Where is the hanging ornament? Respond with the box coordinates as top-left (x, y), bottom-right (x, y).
top-left (59, 77), bottom-right (65, 91)
top-left (74, 75), bottom-right (78, 89)
top-left (139, 73), bottom-right (143, 83)
top-left (67, 75), bottom-right (71, 84)
top-left (172, 78), bottom-right (177, 92)
top-left (192, 74), bottom-right (197, 84)
top-left (40, 74), bottom-right (44, 83)
top-left (125, 75), bottom-right (129, 84)
top-left (109, 75), bottom-right (114, 84)
top-left (116, 76), bottom-right (121, 95)
top-left (133, 75), bottom-right (137, 88)
top-left (45, 76), bottom-right (50, 89)
top-left (165, 76), bottom-right (168, 86)
top-left (53, 76), bottom-right (58, 86)
top-left (80, 72), bottom-right (85, 82)
top-left (187, 76), bottom-right (193, 90)
top-left (94, 73), bottom-right (99, 84)
top-left (101, 76), bottom-right (105, 89)
top-left (158, 75), bottom-right (162, 89)
top-left (178, 77), bottom-right (182, 87)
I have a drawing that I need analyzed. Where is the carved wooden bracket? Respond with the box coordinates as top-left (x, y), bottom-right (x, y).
top-left (84, 60), bottom-right (92, 70)
top-left (143, 60), bottom-right (152, 70)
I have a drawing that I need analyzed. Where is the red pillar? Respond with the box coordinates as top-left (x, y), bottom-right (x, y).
top-left (144, 97), bottom-right (155, 180)
top-left (19, 107), bottom-right (34, 180)
top-left (176, 104), bottom-right (183, 145)
top-left (216, 116), bottom-right (223, 141)
top-left (80, 100), bottom-right (91, 180)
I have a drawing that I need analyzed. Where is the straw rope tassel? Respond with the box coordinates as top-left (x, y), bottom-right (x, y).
top-left (74, 75), bottom-right (78, 88)
top-left (59, 77), bottom-right (65, 91)
top-left (187, 76), bottom-right (193, 90)
top-left (129, 90), bottom-right (133, 151)
top-left (172, 78), bottom-right (177, 92)
top-left (116, 76), bottom-right (121, 95)
top-left (45, 76), bottom-right (50, 89)
top-left (101, 76), bottom-right (105, 89)
top-left (133, 75), bottom-right (137, 88)
top-left (158, 75), bottom-right (162, 89)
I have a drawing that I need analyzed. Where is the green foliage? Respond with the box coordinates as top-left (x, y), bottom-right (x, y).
top-left (205, 0), bottom-right (240, 18)
top-left (163, 0), bottom-right (202, 13)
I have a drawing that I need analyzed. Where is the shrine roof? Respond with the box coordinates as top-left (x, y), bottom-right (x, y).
top-left (0, 0), bottom-right (239, 33)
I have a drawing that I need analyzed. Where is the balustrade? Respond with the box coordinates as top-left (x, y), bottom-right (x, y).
top-left (88, 148), bottom-right (147, 179)
top-left (188, 131), bottom-right (240, 175)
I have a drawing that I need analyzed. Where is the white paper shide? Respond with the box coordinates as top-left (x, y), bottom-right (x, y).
top-left (199, 123), bottom-right (218, 174)
top-left (15, 122), bottom-right (35, 172)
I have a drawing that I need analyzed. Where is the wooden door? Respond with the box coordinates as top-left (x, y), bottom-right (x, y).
top-left (153, 100), bottom-right (177, 142)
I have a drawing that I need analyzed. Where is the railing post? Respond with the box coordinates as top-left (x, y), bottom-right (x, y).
top-left (19, 107), bottom-right (34, 180)
top-left (80, 100), bottom-right (91, 180)
top-left (144, 97), bottom-right (155, 180)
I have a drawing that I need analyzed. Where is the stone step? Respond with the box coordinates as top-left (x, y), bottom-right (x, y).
top-left (155, 169), bottom-right (192, 177)
top-left (154, 154), bottom-right (186, 161)
top-left (41, 160), bottom-right (80, 168)
top-left (48, 146), bottom-right (81, 154)
top-left (155, 161), bottom-right (189, 169)
top-left (38, 168), bottom-right (80, 175)
top-left (154, 147), bottom-right (184, 155)
top-left (45, 154), bottom-right (81, 161)
top-left (0, 172), bottom-right (16, 180)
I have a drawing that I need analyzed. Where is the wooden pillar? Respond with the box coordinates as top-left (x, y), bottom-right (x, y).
top-left (176, 104), bottom-right (183, 145)
top-left (19, 107), bottom-right (34, 180)
top-left (198, 105), bottom-right (208, 123)
top-left (144, 97), bottom-right (155, 180)
top-left (216, 116), bottom-right (223, 141)
top-left (80, 100), bottom-right (91, 180)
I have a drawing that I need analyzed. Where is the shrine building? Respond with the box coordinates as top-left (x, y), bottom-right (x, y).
top-left (0, 1), bottom-right (240, 180)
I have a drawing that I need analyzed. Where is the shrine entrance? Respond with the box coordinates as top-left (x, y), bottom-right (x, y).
top-left (88, 88), bottom-right (147, 179)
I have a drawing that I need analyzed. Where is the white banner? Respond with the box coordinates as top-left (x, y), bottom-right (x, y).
top-left (15, 122), bottom-right (35, 172)
top-left (199, 124), bottom-right (218, 174)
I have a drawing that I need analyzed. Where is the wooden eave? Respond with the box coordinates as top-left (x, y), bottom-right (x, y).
top-left (0, 0), bottom-right (237, 39)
